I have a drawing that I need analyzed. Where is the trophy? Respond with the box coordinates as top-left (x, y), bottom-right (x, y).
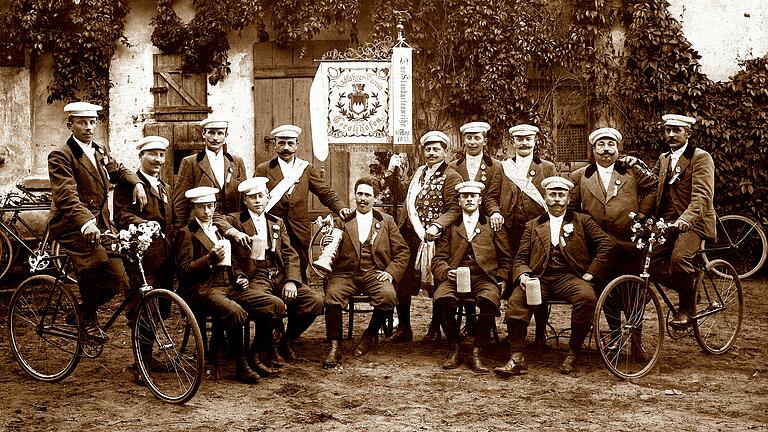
top-left (312, 216), bottom-right (344, 274)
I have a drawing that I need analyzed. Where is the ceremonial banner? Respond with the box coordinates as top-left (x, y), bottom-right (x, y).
top-left (391, 46), bottom-right (413, 147)
top-left (310, 61), bottom-right (391, 158)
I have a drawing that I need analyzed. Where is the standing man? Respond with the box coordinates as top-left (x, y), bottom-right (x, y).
top-left (48, 102), bottom-right (146, 342)
top-left (322, 177), bottom-right (410, 368)
top-left (494, 177), bottom-right (614, 376)
top-left (254, 124), bottom-right (353, 283)
top-left (173, 116), bottom-right (247, 232)
top-left (432, 181), bottom-right (512, 372)
top-left (384, 131), bottom-right (463, 342)
top-left (225, 177), bottom-right (323, 363)
top-left (650, 114), bottom-right (715, 328)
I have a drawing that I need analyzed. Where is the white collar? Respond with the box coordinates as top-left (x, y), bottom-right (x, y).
top-left (466, 153), bottom-right (483, 164)
top-left (670, 143), bottom-right (688, 160)
top-left (463, 211), bottom-right (479, 240)
top-left (597, 163), bottom-right (614, 174)
top-left (205, 148), bottom-right (223, 160)
top-left (195, 217), bottom-right (215, 233)
top-left (249, 210), bottom-right (267, 236)
top-left (424, 161), bottom-right (443, 178)
top-left (140, 169), bottom-right (160, 189)
top-left (548, 213), bottom-right (564, 246)
top-left (277, 157), bottom-right (296, 171)
top-left (355, 210), bottom-right (374, 243)
top-left (516, 152), bottom-right (533, 171)
top-left (73, 136), bottom-right (93, 148)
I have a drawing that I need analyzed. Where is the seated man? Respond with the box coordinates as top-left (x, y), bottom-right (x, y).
top-left (431, 181), bottom-right (512, 372)
top-left (174, 186), bottom-right (285, 383)
top-left (222, 177), bottom-right (323, 364)
top-left (495, 177), bottom-right (614, 376)
top-left (322, 177), bottom-right (410, 368)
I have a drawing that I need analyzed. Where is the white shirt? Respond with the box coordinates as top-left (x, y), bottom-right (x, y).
top-left (277, 157), bottom-right (300, 194)
top-left (140, 169), bottom-right (161, 192)
top-left (356, 210), bottom-right (373, 244)
top-left (422, 161), bottom-right (442, 185)
top-left (249, 210), bottom-right (267, 240)
top-left (669, 143), bottom-right (688, 171)
top-left (516, 152), bottom-right (534, 176)
top-left (196, 218), bottom-right (219, 244)
top-left (462, 211), bottom-right (480, 241)
top-left (466, 153), bottom-right (483, 181)
top-left (74, 136), bottom-right (98, 169)
top-left (597, 163), bottom-right (615, 193)
top-left (205, 148), bottom-right (225, 187)
top-left (549, 214), bottom-right (564, 246)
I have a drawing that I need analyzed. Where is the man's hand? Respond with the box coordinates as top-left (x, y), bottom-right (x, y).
top-left (620, 155), bottom-right (639, 167)
top-left (424, 224), bottom-right (440, 241)
top-left (519, 273), bottom-right (530, 287)
top-left (489, 212), bottom-right (505, 232)
top-left (376, 271), bottom-right (394, 283)
top-left (132, 183), bottom-right (147, 211)
top-left (339, 208), bottom-right (354, 220)
top-left (232, 230), bottom-right (251, 249)
top-left (208, 243), bottom-right (226, 265)
top-left (388, 154), bottom-right (402, 171)
top-left (447, 269), bottom-right (457, 282)
top-left (673, 219), bottom-right (691, 232)
top-left (83, 223), bottom-right (101, 244)
top-left (582, 272), bottom-right (594, 283)
top-left (283, 281), bottom-right (298, 301)
top-left (236, 275), bottom-right (249, 290)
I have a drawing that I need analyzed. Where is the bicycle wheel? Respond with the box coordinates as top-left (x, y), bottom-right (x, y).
top-left (51, 241), bottom-right (78, 284)
top-left (0, 229), bottom-right (14, 282)
top-left (8, 275), bottom-right (82, 382)
top-left (704, 214), bottom-right (767, 279)
top-left (693, 259), bottom-right (743, 354)
top-left (594, 275), bottom-right (664, 380)
top-left (133, 289), bottom-right (204, 404)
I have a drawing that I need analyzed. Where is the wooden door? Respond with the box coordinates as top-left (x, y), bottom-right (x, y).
top-left (253, 41), bottom-right (350, 219)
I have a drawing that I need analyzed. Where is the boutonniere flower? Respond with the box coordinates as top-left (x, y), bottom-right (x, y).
top-left (475, 227), bottom-right (481, 234)
top-left (530, 169), bottom-right (536, 177)
top-left (563, 223), bottom-right (574, 238)
top-left (375, 222), bottom-right (381, 229)
top-left (675, 166), bottom-right (681, 173)
top-left (615, 179), bottom-right (621, 185)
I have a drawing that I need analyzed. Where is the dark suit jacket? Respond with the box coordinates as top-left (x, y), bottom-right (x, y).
top-left (174, 219), bottom-right (246, 303)
top-left (449, 153), bottom-right (502, 218)
top-left (224, 210), bottom-right (302, 285)
top-left (48, 136), bottom-right (140, 270)
top-left (431, 213), bottom-right (513, 285)
top-left (254, 157), bottom-right (345, 251)
top-left (497, 155), bottom-right (558, 226)
top-left (330, 209), bottom-right (410, 283)
top-left (653, 144), bottom-right (716, 239)
top-left (512, 210), bottom-right (615, 283)
top-left (114, 171), bottom-right (174, 288)
top-left (172, 149), bottom-right (247, 232)
top-left (569, 160), bottom-right (658, 249)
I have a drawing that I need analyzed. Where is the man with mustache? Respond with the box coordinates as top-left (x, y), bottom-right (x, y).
top-left (383, 131), bottom-right (463, 343)
top-left (252, 124), bottom-right (353, 283)
top-left (321, 177), bottom-right (410, 368)
top-left (648, 114), bottom-right (715, 328)
top-left (173, 116), bottom-right (248, 232)
top-left (494, 176), bottom-right (614, 376)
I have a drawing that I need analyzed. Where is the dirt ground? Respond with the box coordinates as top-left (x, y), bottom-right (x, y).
top-left (0, 274), bottom-right (766, 432)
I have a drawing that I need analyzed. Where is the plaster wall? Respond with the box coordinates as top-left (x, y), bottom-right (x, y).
top-left (0, 67), bottom-right (33, 189)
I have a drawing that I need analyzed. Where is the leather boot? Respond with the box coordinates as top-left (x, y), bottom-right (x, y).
top-left (267, 341), bottom-right (286, 368)
top-left (247, 350), bottom-right (280, 377)
top-left (630, 327), bottom-right (648, 363)
top-left (280, 338), bottom-right (297, 363)
top-left (559, 349), bottom-right (578, 375)
top-left (494, 352), bottom-right (528, 376)
top-left (670, 275), bottom-right (695, 329)
top-left (235, 356), bottom-right (260, 384)
top-left (354, 330), bottom-right (378, 357)
top-left (385, 324), bottom-right (413, 343)
top-left (422, 320), bottom-right (443, 342)
top-left (442, 343), bottom-right (461, 369)
top-left (323, 340), bottom-right (342, 368)
top-left (470, 347), bottom-right (489, 373)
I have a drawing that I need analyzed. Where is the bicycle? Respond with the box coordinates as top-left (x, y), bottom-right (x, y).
top-left (0, 182), bottom-right (74, 284)
top-left (593, 213), bottom-right (744, 380)
top-left (703, 213), bottom-right (767, 279)
top-left (6, 223), bottom-right (204, 404)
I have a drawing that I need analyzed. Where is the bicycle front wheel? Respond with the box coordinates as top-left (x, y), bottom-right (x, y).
top-left (133, 289), bottom-right (204, 404)
top-left (8, 275), bottom-right (82, 382)
top-left (0, 229), bottom-right (14, 282)
top-left (704, 214), bottom-right (767, 279)
top-left (693, 259), bottom-right (743, 354)
top-left (594, 275), bottom-right (664, 380)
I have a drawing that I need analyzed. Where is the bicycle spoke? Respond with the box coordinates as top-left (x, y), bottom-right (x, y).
top-left (693, 260), bottom-right (743, 354)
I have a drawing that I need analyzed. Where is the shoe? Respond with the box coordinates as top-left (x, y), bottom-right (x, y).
top-left (82, 318), bottom-right (109, 344)
top-left (353, 331), bottom-right (378, 357)
top-left (470, 347), bottom-right (490, 373)
top-left (493, 352), bottom-right (528, 376)
top-left (247, 352), bottom-right (281, 377)
top-left (385, 325), bottom-right (413, 343)
top-left (235, 357), bottom-right (260, 384)
top-left (669, 311), bottom-right (692, 329)
top-left (323, 340), bottom-right (342, 368)
top-left (442, 343), bottom-right (461, 369)
top-left (132, 363), bottom-right (146, 386)
top-left (280, 339), bottom-right (297, 363)
top-left (559, 350), bottom-right (578, 375)
top-left (422, 322), bottom-right (443, 342)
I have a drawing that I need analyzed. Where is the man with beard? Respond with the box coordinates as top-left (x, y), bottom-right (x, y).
top-left (648, 114), bottom-right (715, 328)
top-left (322, 177), bottom-right (410, 368)
top-left (252, 124), bottom-right (353, 283)
top-left (494, 177), bottom-right (614, 376)
top-left (383, 131), bottom-right (463, 343)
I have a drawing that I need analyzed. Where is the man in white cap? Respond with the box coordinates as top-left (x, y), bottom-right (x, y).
top-left (223, 177), bottom-right (323, 365)
top-left (48, 101), bottom-right (147, 343)
top-left (321, 177), bottom-right (409, 368)
top-left (383, 130), bottom-right (463, 343)
top-left (114, 136), bottom-right (175, 384)
top-left (446, 121), bottom-right (503, 339)
top-left (431, 180), bottom-right (512, 372)
top-left (173, 116), bottom-right (247, 232)
top-left (254, 124), bottom-right (352, 283)
top-left (649, 114), bottom-right (715, 328)
top-left (495, 176), bottom-right (614, 376)
top-left (174, 186), bottom-right (285, 383)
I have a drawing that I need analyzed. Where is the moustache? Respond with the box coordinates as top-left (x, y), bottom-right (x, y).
top-left (597, 150), bottom-right (615, 156)
top-left (279, 150), bottom-right (295, 155)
